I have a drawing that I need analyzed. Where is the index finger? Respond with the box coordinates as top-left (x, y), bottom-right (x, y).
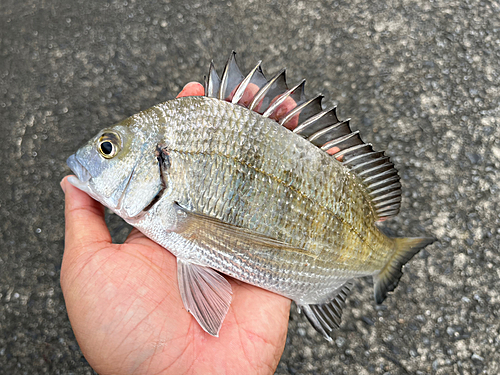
top-left (176, 82), bottom-right (204, 98)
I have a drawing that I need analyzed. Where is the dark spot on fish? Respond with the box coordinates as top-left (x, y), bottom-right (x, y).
top-left (156, 144), bottom-right (171, 169)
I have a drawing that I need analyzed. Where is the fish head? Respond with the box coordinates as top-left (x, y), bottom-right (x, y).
top-left (66, 116), bottom-right (163, 220)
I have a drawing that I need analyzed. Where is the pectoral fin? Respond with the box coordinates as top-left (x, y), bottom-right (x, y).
top-left (174, 202), bottom-right (316, 259)
top-left (177, 258), bottom-right (232, 337)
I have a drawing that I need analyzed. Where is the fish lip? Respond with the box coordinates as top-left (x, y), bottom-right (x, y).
top-left (66, 154), bottom-right (91, 183)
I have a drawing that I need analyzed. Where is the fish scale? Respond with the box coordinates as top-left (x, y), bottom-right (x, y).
top-left (161, 98), bottom-right (387, 273)
top-left (67, 53), bottom-right (434, 340)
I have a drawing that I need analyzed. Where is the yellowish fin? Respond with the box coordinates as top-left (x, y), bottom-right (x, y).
top-left (374, 237), bottom-right (436, 304)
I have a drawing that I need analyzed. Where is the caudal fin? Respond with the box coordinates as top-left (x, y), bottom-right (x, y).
top-left (374, 237), bottom-right (435, 304)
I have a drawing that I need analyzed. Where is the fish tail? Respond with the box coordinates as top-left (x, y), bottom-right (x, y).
top-left (374, 237), bottom-right (436, 304)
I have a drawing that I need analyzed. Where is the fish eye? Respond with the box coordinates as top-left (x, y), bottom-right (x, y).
top-left (97, 131), bottom-right (121, 159)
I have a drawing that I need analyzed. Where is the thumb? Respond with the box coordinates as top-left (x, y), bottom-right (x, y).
top-left (61, 176), bottom-right (111, 254)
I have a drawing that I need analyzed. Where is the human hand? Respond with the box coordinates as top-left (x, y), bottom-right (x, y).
top-left (60, 82), bottom-right (292, 375)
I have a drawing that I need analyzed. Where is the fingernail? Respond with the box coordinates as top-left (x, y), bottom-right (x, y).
top-left (60, 178), bottom-right (66, 194)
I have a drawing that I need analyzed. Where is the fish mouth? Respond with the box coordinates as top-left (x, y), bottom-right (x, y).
top-left (66, 154), bottom-right (92, 191)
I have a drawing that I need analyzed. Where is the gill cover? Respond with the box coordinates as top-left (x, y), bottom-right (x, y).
top-left (121, 147), bottom-right (163, 218)
top-left (94, 125), bottom-right (163, 217)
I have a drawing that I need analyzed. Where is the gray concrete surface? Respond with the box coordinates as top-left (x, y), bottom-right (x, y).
top-left (1, 0), bottom-right (499, 373)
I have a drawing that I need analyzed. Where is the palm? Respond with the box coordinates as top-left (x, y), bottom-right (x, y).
top-left (61, 183), bottom-right (290, 375)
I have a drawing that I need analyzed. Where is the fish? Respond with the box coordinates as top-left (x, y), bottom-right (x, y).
top-left (66, 52), bottom-right (435, 341)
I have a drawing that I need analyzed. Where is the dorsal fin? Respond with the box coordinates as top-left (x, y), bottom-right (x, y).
top-left (204, 52), bottom-right (402, 221)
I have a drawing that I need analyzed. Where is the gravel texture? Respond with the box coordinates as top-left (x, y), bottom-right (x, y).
top-left (1, 0), bottom-right (499, 374)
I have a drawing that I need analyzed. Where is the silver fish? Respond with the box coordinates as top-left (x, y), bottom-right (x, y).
top-left (67, 52), bottom-right (435, 341)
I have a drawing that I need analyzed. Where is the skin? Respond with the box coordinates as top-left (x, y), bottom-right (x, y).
top-left (60, 82), bottom-right (293, 375)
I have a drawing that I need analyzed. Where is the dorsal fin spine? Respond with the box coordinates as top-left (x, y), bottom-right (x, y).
top-left (206, 61), bottom-right (221, 98)
top-left (333, 143), bottom-right (372, 159)
top-left (363, 169), bottom-right (398, 184)
top-left (367, 175), bottom-right (400, 190)
top-left (249, 68), bottom-right (286, 111)
top-left (357, 162), bottom-right (392, 177)
top-left (345, 151), bottom-right (385, 167)
top-left (370, 182), bottom-right (401, 197)
top-left (279, 94), bottom-right (323, 127)
top-left (231, 60), bottom-right (262, 104)
top-left (319, 127), bottom-right (358, 150)
top-left (293, 107), bottom-right (338, 135)
top-left (377, 207), bottom-right (399, 216)
top-left (290, 80), bottom-right (306, 104)
top-left (220, 51), bottom-right (246, 101)
top-left (262, 79), bottom-right (306, 118)
top-left (219, 51), bottom-right (235, 100)
top-left (377, 199), bottom-right (402, 210)
top-left (372, 190), bottom-right (401, 203)
top-left (374, 196), bottom-right (401, 208)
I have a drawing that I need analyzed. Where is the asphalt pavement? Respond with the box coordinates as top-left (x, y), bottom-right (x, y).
top-left (1, 0), bottom-right (499, 373)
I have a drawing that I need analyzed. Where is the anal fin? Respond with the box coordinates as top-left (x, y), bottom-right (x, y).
top-left (298, 280), bottom-right (354, 342)
top-left (177, 259), bottom-right (233, 337)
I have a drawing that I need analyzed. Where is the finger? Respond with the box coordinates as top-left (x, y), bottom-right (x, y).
top-left (326, 146), bottom-right (343, 161)
top-left (61, 176), bottom-right (112, 252)
top-left (269, 96), bottom-right (299, 130)
top-left (124, 227), bottom-right (145, 243)
top-left (234, 83), bottom-right (300, 129)
top-left (238, 83), bottom-right (260, 108)
top-left (176, 82), bottom-right (205, 98)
